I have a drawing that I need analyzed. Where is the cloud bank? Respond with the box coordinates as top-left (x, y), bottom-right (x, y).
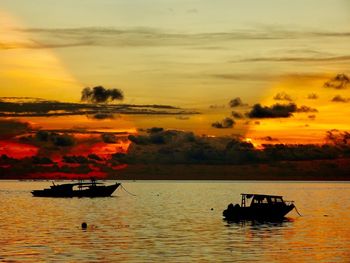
top-left (0, 97), bottom-right (198, 117)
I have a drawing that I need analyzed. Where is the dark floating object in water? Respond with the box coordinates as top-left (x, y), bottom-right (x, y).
top-left (82, 222), bottom-right (87, 229)
top-left (223, 193), bottom-right (295, 221)
top-left (31, 178), bottom-right (120, 197)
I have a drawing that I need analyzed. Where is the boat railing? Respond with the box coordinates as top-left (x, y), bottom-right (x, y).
top-left (284, 200), bottom-right (294, 206)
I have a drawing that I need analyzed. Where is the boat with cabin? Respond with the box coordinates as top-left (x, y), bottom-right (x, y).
top-left (31, 178), bottom-right (120, 197)
top-left (223, 193), bottom-right (295, 221)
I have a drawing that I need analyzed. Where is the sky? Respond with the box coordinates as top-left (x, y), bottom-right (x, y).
top-left (1, 0), bottom-right (350, 149)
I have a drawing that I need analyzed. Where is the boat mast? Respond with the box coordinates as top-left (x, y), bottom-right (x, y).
top-left (241, 194), bottom-right (246, 207)
top-left (91, 177), bottom-right (96, 187)
top-left (78, 179), bottom-right (83, 191)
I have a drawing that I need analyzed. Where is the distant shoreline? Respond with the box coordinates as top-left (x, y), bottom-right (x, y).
top-left (1, 159), bottom-right (350, 181)
top-left (111, 159), bottom-right (350, 181)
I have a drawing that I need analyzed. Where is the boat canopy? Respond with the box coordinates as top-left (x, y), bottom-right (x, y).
top-left (241, 193), bottom-right (283, 199)
top-left (50, 181), bottom-right (103, 189)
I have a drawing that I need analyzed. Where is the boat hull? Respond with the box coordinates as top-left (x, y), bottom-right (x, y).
top-left (223, 204), bottom-right (295, 221)
top-left (31, 183), bottom-right (120, 197)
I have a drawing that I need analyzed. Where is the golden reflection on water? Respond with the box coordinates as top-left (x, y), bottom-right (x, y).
top-left (1, 181), bottom-right (350, 262)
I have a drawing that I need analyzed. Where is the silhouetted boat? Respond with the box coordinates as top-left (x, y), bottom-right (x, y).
top-left (223, 193), bottom-right (295, 221)
top-left (31, 179), bottom-right (120, 197)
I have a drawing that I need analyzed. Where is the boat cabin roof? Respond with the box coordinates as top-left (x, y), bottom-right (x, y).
top-left (50, 181), bottom-right (103, 189)
top-left (241, 193), bottom-right (283, 198)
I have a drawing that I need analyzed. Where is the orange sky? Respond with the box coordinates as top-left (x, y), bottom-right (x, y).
top-left (1, 2), bottom-right (350, 145)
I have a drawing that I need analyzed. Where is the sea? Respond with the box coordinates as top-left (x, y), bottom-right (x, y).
top-left (1, 181), bottom-right (349, 262)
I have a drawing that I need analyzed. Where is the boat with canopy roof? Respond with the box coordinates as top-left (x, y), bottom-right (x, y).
top-left (223, 193), bottom-right (295, 220)
top-left (31, 178), bottom-right (120, 197)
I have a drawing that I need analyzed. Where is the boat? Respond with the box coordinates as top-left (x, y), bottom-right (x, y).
top-left (223, 193), bottom-right (295, 221)
top-left (31, 178), bottom-right (120, 197)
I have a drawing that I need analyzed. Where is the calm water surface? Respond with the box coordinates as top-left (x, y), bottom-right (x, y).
top-left (1, 181), bottom-right (350, 262)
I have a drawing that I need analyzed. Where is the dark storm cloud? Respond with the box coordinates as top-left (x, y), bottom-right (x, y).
top-left (2, 127), bottom-right (350, 178)
top-left (323, 74), bottom-right (350, 89)
top-left (273, 92), bottom-right (293, 102)
top-left (247, 103), bottom-right (297, 118)
top-left (81, 86), bottom-right (124, 103)
top-left (35, 131), bottom-right (75, 147)
top-left (101, 133), bottom-right (117, 144)
top-left (62, 155), bottom-right (89, 164)
top-left (128, 129), bottom-right (181, 145)
top-left (0, 119), bottom-right (31, 138)
top-left (115, 130), bottom-right (228, 165)
top-left (307, 93), bottom-right (319, 100)
top-left (146, 127), bottom-right (164, 133)
top-left (229, 97), bottom-right (247, 108)
top-left (111, 129), bottom-right (350, 166)
top-left (331, 95), bottom-right (350, 103)
top-left (211, 117), bottom-right (235, 129)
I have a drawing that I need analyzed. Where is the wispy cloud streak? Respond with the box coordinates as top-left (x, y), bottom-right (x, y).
top-left (1, 27), bottom-right (350, 50)
top-left (211, 73), bottom-right (328, 82)
top-left (232, 55), bottom-right (350, 63)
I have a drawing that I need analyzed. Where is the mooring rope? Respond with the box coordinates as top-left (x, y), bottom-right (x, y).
top-left (120, 184), bottom-right (137, 196)
top-left (294, 205), bottom-right (302, 216)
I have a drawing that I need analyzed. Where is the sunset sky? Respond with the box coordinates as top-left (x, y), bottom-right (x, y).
top-left (2, 4), bottom-right (350, 262)
top-left (1, 0), bottom-right (350, 147)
